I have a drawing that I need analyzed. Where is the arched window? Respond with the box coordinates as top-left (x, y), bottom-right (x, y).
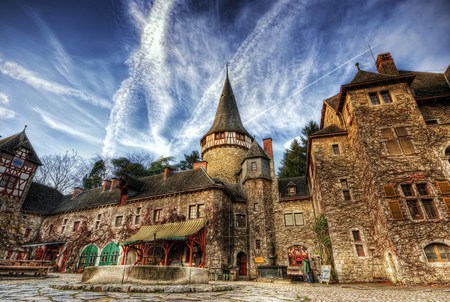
top-left (77, 245), bottom-right (98, 271)
top-left (445, 146), bottom-right (450, 164)
top-left (99, 243), bottom-right (120, 266)
top-left (424, 243), bottom-right (450, 262)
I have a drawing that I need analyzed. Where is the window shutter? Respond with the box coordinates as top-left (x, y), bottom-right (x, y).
top-left (381, 128), bottom-right (395, 139)
top-left (444, 198), bottom-right (450, 215)
top-left (395, 127), bottom-right (408, 137)
top-left (399, 139), bottom-right (415, 155)
top-left (386, 140), bottom-right (402, 155)
top-left (388, 200), bottom-right (404, 219)
top-left (436, 181), bottom-right (450, 195)
top-left (384, 184), bottom-right (397, 197)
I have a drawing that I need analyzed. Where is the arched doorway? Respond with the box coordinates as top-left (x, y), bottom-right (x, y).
top-left (99, 243), bottom-right (120, 266)
top-left (237, 252), bottom-right (247, 276)
top-left (77, 245), bottom-right (98, 272)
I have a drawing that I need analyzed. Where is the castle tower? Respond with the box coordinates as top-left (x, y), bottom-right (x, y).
top-left (200, 68), bottom-right (252, 183)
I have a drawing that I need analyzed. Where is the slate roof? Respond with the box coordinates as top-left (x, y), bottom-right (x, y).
top-left (349, 70), bottom-right (396, 84)
top-left (311, 125), bottom-right (347, 137)
top-left (22, 182), bottom-right (63, 215)
top-left (224, 184), bottom-right (246, 201)
top-left (47, 168), bottom-right (219, 214)
top-left (278, 176), bottom-right (310, 198)
top-left (204, 72), bottom-right (251, 138)
top-left (324, 93), bottom-right (339, 110)
top-left (0, 131), bottom-right (41, 165)
top-left (244, 140), bottom-right (270, 161)
top-left (399, 70), bottom-right (450, 98)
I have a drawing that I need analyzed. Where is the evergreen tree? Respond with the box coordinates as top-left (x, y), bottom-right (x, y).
top-left (111, 157), bottom-right (148, 177)
top-left (148, 156), bottom-right (176, 175)
top-left (177, 150), bottom-right (200, 170)
top-left (278, 120), bottom-right (319, 178)
top-left (82, 159), bottom-right (106, 190)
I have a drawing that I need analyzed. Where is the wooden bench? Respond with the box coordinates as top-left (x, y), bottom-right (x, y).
top-left (0, 260), bottom-right (52, 276)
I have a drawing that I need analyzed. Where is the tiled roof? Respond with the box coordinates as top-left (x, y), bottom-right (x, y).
top-left (244, 140), bottom-right (270, 161)
top-left (324, 94), bottom-right (339, 110)
top-left (278, 176), bottom-right (310, 198)
top-left (49, 168), bottom-right (218, 213)
top-left (349, 70), bottom-right (396, 84)
top-left (224, 184), bottom-right (246, 201)
top-left (399, 70), bottom-right (450, 97)
top-left (311, 125), bottom-right (347, 137)
top-left (204, 73), bottom-right (251, 138)
top-left (21, 182), bottom-right (63, 215)
top-left (0, 131), bottom-right (41, 165)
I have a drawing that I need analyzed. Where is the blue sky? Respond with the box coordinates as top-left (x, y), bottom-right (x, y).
top-left (1, 0), bottom-right (449, 170)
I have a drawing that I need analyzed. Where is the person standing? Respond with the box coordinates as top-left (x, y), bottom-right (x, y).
top-left (302, 254), bottom-right (313, 283)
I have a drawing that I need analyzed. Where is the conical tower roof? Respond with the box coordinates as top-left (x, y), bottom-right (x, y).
top-left (0, 127), bottom-right (41, 165)
top-left (204, 70), bottom-right (251, 138)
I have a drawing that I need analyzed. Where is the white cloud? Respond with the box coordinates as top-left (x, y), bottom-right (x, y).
top-left (0, 107), bottom-right (15, 119)
top-left (0, 60), bottom-right (111, 109)
top-left (0, 92), bottom-right (9, 104)
top-left (32, 107), bottom-right (102, 144)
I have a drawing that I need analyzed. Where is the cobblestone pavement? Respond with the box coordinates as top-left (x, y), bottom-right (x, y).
top-left (0, 274), bottom-right (449, 301)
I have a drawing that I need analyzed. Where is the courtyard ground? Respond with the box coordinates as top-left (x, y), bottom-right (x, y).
top-left (0, 273), bottom-right (449, 301)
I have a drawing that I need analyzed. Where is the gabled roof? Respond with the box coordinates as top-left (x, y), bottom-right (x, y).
top-left (244, 140), bottom-right (270, 161)
top-left (278, 176), bottom-right (310, 198)
top-left (324, 93), bottom-right (339, 109)
top-left (349, 70), bottom-right (397, 84)
top-left (51, 187), bottom-right (119, 214)
top-left (204, 71), bottom-right (251, 138)
top-left (0, 131), bottom-right (41, 165)
top-left (311, 125), bottom-right (347, 137)
top-left (399, 70), bottom-right (450, 98)
top-left (22, 182), bottom-right (63, 215)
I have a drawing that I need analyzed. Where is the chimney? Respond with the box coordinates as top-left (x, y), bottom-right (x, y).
top-left (263, 138), bottom-right (273, 159)
top-left (110, 177), bottom-right (119, 191)
top-left (376, 53), bottom-right (399, 75)
top-left (72, 187), bottom-right (83, 198)
top-left (102, 179), bottom-right (111, 192)
top-left (164, 167), bottom-right (172, 180)
top-left (193, 161), bottom-right (207, 170)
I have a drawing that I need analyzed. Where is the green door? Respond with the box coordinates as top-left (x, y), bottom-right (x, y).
top-left (99, 243), bottom-right (120, 266)
top-left (77, 245), bottom-right (98, 271)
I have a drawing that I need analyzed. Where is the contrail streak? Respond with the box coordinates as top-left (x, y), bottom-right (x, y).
top-left (243, 45), bottom-right (378, 124)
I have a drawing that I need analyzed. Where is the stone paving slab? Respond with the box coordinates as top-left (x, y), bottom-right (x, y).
top-left (0, 273), bottom-right (450, 301)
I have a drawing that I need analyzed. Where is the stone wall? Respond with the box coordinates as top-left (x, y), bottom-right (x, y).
top-left (203, 146), bottom-right (248, 184)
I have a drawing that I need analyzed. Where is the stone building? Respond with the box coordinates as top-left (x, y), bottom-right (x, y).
top-left (1, 53), bottom-right (448, 285)
top-left (0, 69), bottom-right (314, 281)
top-left (307, 53), bottom-right (450, 284)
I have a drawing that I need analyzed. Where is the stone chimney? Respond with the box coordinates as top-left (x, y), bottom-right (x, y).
top-left (193, 161), bottom-right (207, 170)
top-left (376, 53), bottom-right (399, 75)
top-left (110, 177), bottom-right (119, 191)
top-left (164, 167), bottom-right (172, 180)
top-left (102, 179), bottom-right (111, 192)
top-left (72, 187), bottom-right (83, 198)
top-left (263, 138), bottom-right (273, 159)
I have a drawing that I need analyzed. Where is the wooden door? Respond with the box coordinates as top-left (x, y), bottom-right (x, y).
top-left (237, 252), bottom-right (247, 276)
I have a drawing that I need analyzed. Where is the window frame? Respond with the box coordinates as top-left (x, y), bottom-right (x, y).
top-left (421, 199), bottom-right (438, 219)
top-left (332, 144), bottom-right (340, 155)
top-left (114, 215), bottom-right (123, 227)
top-left (235, 213), bottom-right (247, 228)
top-left (424, 243), bottom-right (450, 262)
top-left (153, 209), bottom-right (162, 223)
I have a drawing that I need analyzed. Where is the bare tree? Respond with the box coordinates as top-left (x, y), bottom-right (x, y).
top-left (33, 150), bottom-right (89, 194)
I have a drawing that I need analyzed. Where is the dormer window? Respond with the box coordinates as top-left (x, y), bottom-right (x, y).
top-left (287, 181), bottom-right (297, 196)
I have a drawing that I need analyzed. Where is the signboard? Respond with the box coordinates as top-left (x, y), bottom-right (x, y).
top-left (254, 257), bottom-right (265, 263)
top-left (319, 265), bottom-right (331, 284)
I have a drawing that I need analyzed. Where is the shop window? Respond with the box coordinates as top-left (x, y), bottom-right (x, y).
top-left (115, 216), bottom-right (123, 227)
top-left (424, 243), bottom-right (450, 262)
top-left (236, 214), bottom-right (246, 228)
top-left (421, 199), bottom-right (438, 219)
